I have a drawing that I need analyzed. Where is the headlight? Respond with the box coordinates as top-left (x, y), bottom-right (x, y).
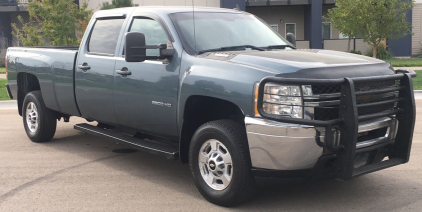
top-left (261, 84), bottom-right (303, 118)
top-left (263, 83), bottom-right (303, 118)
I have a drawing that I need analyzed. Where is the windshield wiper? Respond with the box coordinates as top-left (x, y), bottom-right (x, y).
top-left (264, 45), bottom-right (296, 50)
top-left (198, 45), bottom-right (265, 54)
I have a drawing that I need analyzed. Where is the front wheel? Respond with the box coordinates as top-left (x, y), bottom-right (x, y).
top-left (22, 91), bottom-right (57, 143)
top-left (189, 120), bottom-right (255, 207)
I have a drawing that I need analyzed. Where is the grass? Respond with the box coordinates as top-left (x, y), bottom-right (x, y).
top-left (413, 70), bottom-right (422, 90)
top-left (0, 79), bottom-right (10, 100)
top-left (0, 67), bottom-right (5, 74)
top-left (384, 58), bottom-right (422, 67)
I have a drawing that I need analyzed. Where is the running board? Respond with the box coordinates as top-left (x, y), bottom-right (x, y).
top-left (74, 123), bottom-right (179, 160)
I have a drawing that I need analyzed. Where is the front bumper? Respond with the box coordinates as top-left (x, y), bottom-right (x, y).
top-left (245, 117), bottom-right (398, 172)
top-left (250, 73), bottom-right (415, 180)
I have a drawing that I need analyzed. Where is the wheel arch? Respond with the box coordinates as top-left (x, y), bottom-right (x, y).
top-left (17, 72), bottom-right (41, 116)
top-left (179, 95), bottom-right (246, 164)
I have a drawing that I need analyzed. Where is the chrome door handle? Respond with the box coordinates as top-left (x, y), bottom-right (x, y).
top-left (116, 67), bottom-right (131, 76)
top-left (78, 63), bottom-right (90, 71)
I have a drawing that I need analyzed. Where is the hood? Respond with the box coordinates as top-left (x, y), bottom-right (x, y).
top-left (201, 49), bottom-right (395, 79)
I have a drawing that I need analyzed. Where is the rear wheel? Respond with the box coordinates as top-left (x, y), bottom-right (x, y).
top-left (189, 120), bottom-right (255, 207)
top-left (22, 91), bottom-right (57, 143)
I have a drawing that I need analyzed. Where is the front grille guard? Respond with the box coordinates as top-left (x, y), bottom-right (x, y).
top-left (257, 73), bottom-right (416, 180)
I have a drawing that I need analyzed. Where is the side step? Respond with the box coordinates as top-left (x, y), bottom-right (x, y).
top-left (74, 123), bottom-right (179, 160)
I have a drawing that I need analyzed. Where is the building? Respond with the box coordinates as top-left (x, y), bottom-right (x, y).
top-left (413, 0), bottom-right (422, 56)
top-left (0, 0), bottom-right (28, 46)
top-left (0, 0), bottom-right (239, 46)
top-left (244, 0), bottom-right (419, 57)
top-left (0, 0), bottom-right (82, 46)
top-left (1, 0), bottom-right (421, 57)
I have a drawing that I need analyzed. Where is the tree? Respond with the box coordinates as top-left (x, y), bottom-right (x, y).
top-left (11, 0), bottom-right (92, 46)
top-left (325, 0), bottom-right (361, 52)
top-left (100, 0), bottom-right (138, 10)
top-left (327, 0), bottom-right (414, 58)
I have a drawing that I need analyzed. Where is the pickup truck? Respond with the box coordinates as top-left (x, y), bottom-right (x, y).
top-left (4, 7), bottom-right (416, 206)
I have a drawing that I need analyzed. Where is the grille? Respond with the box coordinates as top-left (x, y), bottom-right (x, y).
top-left (314, 107), bottom-right (339, 121)
top-left (355, 80), bottom-right (396, 92)
top-left (312, 79), bottom-right (398, 121)
top-left (312, 84), bottom-right (341, 95)
top-left (311, 79), bottom-right (396, 95)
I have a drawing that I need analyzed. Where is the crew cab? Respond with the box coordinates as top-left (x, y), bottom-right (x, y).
top-left (4, 7), bottom-right (416, 206)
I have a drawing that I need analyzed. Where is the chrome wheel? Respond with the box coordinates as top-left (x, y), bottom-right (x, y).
top-left (26, 102), bottom-right (39, 133)
top-left (198, 139), bottom-right (233, 190)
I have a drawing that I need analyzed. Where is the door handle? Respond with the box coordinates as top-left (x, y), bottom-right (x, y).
top-left (116, 67), bottom-right (131, 76)
top-left (78, 62), bottom-right (90, 71)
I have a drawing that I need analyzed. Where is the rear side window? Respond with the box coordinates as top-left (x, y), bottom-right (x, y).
top-left (88, 19), bottom-right (125, 55)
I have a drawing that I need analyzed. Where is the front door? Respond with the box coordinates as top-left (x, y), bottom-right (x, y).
top-left (75, 17), bottom-right (126, 124)
top-left (114, 17), bottom-right (180, 140)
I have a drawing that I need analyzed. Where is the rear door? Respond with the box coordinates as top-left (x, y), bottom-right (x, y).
top-left (113, 15), bottom-right (180, 140)
top-left (75, 16), bottom-right (127, 124)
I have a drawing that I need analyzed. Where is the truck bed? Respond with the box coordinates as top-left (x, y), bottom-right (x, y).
top-left (6, 47), bottom-right (80, 116)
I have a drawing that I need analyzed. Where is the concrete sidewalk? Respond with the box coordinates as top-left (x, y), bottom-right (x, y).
top-left (394, 67), bottom-right (422, 71)
top-left (0, 74), bottom-right (5, 79)
top-left (416, 90), bottom-right (422, 99)
top-left (0, 100), bottom-right (16, 110)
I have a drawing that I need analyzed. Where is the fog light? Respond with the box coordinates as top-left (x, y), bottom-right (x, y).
top-left (354, 152), bottom-right (370, 168)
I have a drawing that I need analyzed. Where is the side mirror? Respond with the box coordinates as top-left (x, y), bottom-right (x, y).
top-left (125, 32), bottom-right (175, 62)
top-left (286, 33), bottom-right (296, 47)
top-left (159, 42), bottom-right (175, 58)
top-left (125, 32), bottom-right (146, 62)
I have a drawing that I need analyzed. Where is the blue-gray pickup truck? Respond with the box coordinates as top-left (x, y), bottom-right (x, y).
top-left (4, 7), bottom-right (417, 206)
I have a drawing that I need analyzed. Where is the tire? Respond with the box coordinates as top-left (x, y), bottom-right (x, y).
top-left (189, 120), bottom-right (256, 207)
top-left (22, 91), bottom-right (57, 143)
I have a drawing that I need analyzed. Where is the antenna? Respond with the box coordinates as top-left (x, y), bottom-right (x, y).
top-left (192, 0), bottom-right (197, 56)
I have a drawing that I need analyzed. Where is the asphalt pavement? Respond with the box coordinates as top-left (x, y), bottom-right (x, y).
top-left (0, 100), bottom-right (421, 211)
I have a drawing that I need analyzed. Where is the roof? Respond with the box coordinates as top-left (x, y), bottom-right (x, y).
top-left (93, 6), bottom-right (245, 18)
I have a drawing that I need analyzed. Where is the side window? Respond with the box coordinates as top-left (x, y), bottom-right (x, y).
top-left (88, 18), bottom-right (125, 55)
top-left (322, 22), bottom-right (331, 40)
top-left (285, 23), bottom-right (296, 37)
top-left (129, 18), bottom-right (168, 56)
top-left (270, 24), bottom-right (278, 32)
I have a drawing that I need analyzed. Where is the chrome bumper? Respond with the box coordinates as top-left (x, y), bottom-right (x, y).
top-left (245, 117), bottom-right (398, 171)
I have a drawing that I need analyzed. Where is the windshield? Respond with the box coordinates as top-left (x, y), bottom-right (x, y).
top-left (169, 12), bottom-right (291, 55)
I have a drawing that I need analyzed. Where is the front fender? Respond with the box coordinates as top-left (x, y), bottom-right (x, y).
top-left (177, 53), bottom-right (278, 129)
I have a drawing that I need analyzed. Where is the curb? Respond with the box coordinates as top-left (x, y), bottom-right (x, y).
top-left (0, 100), bottom-right (17, 109)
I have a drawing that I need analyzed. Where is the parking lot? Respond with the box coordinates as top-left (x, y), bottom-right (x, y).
top-left (0, 99), bottom-right (421, 211)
